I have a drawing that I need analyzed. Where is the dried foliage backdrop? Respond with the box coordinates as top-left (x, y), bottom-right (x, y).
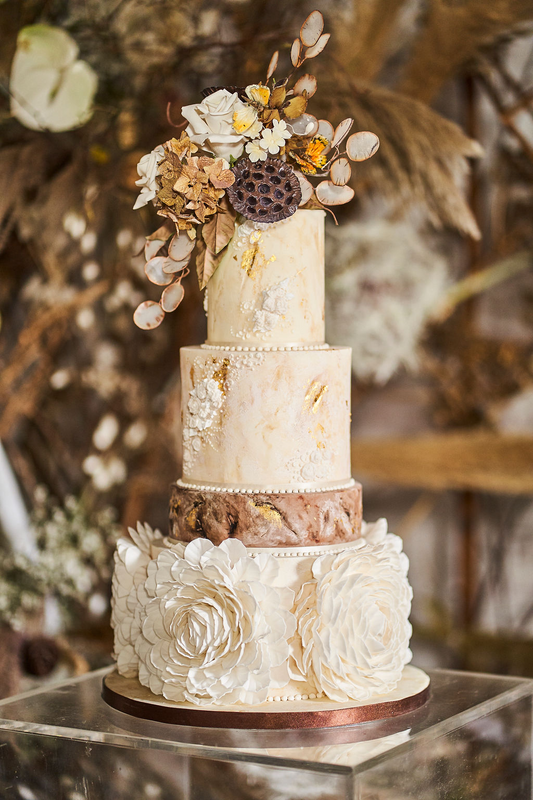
top-left (1, 0), bottom-right (533, 703)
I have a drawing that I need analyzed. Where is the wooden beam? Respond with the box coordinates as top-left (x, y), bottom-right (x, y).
top-left (352, 432), bottom-right (533, 495)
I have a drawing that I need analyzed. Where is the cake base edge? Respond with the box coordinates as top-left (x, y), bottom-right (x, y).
top-left (102, 666), bottom-right (429, 730)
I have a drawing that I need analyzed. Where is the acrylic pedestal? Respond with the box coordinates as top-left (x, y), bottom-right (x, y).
top-left (0, 668), bottom-right (531, 800)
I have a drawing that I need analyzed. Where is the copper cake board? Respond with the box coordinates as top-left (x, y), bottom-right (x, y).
top-left (102, 665), bottom-right (430, 730)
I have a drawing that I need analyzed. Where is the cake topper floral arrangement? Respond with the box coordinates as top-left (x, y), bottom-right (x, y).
top-left (132, 10), bottom-right (380, 330)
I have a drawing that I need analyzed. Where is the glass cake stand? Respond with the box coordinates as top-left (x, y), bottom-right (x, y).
top-left (0, 666), bottom-right (531, 799)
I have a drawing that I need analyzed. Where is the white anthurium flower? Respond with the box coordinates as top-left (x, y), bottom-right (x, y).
top-left (245, 139), bottom-right (268, 163)
top-left (182, 89), bottom-right (249, 161)
top-left (133, 145), bottom-right (165, 209)
top-left (289, 519), bottom-right (413, 702)
top-left (260, 119), bottom-right (292, 154)
top-left (110, 522), bottom-right (164, 678)
top-left (10, 25), bottom-right (98, 132)
top-left (135, 539), bottom-right (296, 706)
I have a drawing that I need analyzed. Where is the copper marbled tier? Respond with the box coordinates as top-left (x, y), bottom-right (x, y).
top-left (169, 483), bottom-right (363, 548)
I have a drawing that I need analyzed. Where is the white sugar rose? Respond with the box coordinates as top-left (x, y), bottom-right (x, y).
top-left (111, 522), bottom-right (163, 677)
top-left (290, 519), bottom-right (413, 702)
top-left (133, 145), bottom-right (165, 210)
top-left (135, 539), bottom-right (295, 706)
top-left (182, 89), bottom-right (249, 161)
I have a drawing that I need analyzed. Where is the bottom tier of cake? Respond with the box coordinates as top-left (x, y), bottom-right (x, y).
top-left (111, 518), bottom-right (413, 709)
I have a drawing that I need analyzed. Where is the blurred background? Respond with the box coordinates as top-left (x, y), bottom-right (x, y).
top-left (1, 0), bottom-right (533, 701)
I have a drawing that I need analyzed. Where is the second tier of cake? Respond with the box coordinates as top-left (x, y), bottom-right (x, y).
top-left (180, 345), bottom-right (352, 492)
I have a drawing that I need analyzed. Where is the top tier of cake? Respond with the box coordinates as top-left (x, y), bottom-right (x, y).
top-left (206, 210), bottom-right (325, 347)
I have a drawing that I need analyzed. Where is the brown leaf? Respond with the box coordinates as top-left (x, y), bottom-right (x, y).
top-left (202, 200), bottom-right (236, 255)
top-left (284, 95), bottom-right (307, 119)
top-left (270, 86), bottom-right (287, 108)
top-left (262, 108), bottom-right (281, 125)
top-left (196, 237), bottom-right (224, 289)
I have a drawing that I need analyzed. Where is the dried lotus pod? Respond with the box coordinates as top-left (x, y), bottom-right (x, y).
top-left (201, 86), bottom-right (247, 101)
top-left (226, 157), bottom-right (302, 223)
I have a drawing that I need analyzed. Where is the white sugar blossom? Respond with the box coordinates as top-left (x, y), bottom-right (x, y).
top-left (290, 519), bottom-right (413, 702)
top-left (182, 89), bottom-right (249, 161)
top-left (111, 522), bottom-right (163, 678)
top-left (253, 278), bottom-right (294, 332)
top-left (182, 376), bottom-right (224, 467)
top-left (135, 539), bottom-right (295, 706)
top-left (245, 139), bottom-right (268, 163)
top-left (10, 25), bottom-right (97, 132)
top-left (133, 145), bottom-right (165, 210)
top-left (260, 119), bottom-right (292, 154)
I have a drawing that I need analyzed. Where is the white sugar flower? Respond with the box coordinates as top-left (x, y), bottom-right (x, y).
top-left (111, 522), bottom-right (163, 678)
top-left (182, 89), bottom-right (248, 161)
top-left (290, 520), bottom-right (413, 702)
top-left (135, 539), bottom-right (295, 705)
top-left (133, 145), bottom-right (165, 210)
top-left (245, 139), bottom-right (268, 163)
top-left (260, 119), bottom-right (291, 154)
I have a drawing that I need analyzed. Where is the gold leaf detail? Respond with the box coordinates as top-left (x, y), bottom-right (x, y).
top-left (303, 381), bottom-right (328, 413)
top-left (250, 500), bottom-right (283, 527)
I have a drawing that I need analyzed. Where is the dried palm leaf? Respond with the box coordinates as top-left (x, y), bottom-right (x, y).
top-left (342, 83), bottom-right (483, 238)
top-left (400, 0), bottom-right (533, 103)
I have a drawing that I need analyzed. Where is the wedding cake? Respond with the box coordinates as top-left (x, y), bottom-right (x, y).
top-left (107, 11), bottom-right (427, 724)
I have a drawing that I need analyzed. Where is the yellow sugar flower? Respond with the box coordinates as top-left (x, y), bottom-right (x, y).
top-left (245, 83), bottom-right (271, 107)
top-left (233, 102), bottom-right (260, 135)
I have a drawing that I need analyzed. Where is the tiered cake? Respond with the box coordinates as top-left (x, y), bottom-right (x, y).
top-left (108, 210), bottom-right (429, 724)
top-left (106, 10), bottom-right (428, 726)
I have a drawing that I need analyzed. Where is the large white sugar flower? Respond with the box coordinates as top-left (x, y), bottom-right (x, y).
top-left (245, 139), bottom-right (267, 163)
top-left (111, 522), bottom-right (163, 677)
top-left (10, 25), bottom-right (98, 132)
top-left (133, 145), bottom-right (165, 210)
top-left (260, 119), bottom-right (292, 155)
top-left (182, 89), bottom-right (248, 161)
top-left (290, 519), bottom-right (413, 702)
top-left (135, 539), bottom-right (295, 706)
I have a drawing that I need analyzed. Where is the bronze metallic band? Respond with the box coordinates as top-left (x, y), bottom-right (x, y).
top-left (169, 482), bottom-right (363, 547)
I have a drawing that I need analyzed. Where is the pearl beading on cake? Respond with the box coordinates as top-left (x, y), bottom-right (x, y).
top-left (267, 692), bottom-right (324, 702)
top-left (176, 478), bottom-right (356, 494)
top-left (201, 343), bottom-right (329, 351)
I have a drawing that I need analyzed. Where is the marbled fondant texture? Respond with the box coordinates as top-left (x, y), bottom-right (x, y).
top-left (169, 483), bottom-right (363, 547)
top-left (206, 210), bottom-right (325, 346)
top-left (181, 345), bottom-right (352, 490)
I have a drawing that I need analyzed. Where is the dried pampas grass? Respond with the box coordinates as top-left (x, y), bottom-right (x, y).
top-left (400, 0), bottom-right (533, 102)
top-left (333, 0), bottom-right (409, 82)
top-left (345, 83), bottom-right (483, 238)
